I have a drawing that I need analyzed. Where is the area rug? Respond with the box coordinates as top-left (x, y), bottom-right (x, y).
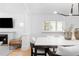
top-left (0, 45), bottom-right (10, 56)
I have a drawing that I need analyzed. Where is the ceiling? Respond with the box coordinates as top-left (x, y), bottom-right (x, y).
top-left (25, 3), bottom-right (78, 15)
top-left (0, 3), bottom-right (78, 15)
top-left (0, 3), bottom-right (25, 14)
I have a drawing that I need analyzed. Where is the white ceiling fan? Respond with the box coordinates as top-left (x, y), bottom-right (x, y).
top-left (54, 3), bottom-right (79, 16)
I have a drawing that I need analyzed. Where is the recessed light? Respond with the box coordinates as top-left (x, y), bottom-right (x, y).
top-left (19, 22), bottom-right (24, 27)
top-left (53, 11), bottom-right (58, 14)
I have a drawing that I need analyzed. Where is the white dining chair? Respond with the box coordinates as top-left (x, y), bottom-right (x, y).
top-left (30, 36), bottom-right (49, 56)
top-left (21, 35), bottom-right (31, 51)
top-left (48, 45), bottom-right (79, 56)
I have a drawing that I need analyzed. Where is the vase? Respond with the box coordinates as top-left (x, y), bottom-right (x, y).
top-left (74, 28), bottom-right (79, 40)
top-left (64, 32), bottom-right (72, 40)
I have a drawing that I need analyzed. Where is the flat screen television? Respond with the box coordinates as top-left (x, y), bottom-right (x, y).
top-left (0, 18), bottom-right (13, 28)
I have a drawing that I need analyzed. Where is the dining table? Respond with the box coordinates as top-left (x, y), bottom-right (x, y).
top-left (34, 36), bottom-right (79, 55)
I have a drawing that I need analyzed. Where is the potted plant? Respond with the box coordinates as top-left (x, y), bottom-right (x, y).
top-left (64, 24), bottom-right (73, 40)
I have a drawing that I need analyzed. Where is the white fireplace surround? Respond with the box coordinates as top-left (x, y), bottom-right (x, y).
top-left (0, 29), bottom-right (16, 42)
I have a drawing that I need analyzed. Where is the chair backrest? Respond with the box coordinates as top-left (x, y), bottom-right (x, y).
top-left (56, 45), bottom-right (79, 56)
top-left (30, 36), bottom-right (36, 44)
top-left (21, 35), bottom-right (31, 50)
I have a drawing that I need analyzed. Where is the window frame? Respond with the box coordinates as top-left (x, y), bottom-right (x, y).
top-left (43, 20), bottom-right (63, 32)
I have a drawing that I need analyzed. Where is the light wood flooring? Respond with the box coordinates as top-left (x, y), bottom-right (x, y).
top-left (8, 47), bottom-right (31, 56)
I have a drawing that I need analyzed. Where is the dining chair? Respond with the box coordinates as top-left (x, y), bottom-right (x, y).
top-left (47, 35), bottom-right (63, 56)
top-left (21, 35), bottom-right (31, 51)
top-left (30, 36), bottom-right (49, 56)
top-left (48, 45), bottom-right (79, 56)
top-left (48, 46), bottom-right (58, 56)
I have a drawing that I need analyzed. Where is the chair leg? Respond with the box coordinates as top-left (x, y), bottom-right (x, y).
top-left (53, 48), bottom-right (56, 54)
top-left (31, 47), bottom-right (33, 56)
top-left (45, 49), bottom-right (47, 56)
top-left (45, 48), bottom-right (49, 56)
top-left (34, 48), bottom-right (37, 56)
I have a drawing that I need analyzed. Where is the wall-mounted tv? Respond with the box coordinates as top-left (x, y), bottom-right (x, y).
top-left (0, 18), bottom-right (13, 28)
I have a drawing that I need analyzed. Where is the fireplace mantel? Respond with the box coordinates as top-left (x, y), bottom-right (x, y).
top-left (0, 29), bottom-right (16, 33)
top-left (0, 29), bottom-right (16, 40)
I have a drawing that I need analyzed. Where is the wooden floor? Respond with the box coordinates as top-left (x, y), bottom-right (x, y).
top-left (8, 47), bottom-right (31, 56)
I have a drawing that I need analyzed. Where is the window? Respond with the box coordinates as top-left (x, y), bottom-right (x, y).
top-left (57, 21), bottom-right (63, 31)
top-left (43, 21), bottom-right (63, 32)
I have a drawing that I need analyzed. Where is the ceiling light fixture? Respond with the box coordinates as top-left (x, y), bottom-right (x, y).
top-left (53, 11), bottom-right (58, 14)
top-left (53, 3), bottom-right (79, 16)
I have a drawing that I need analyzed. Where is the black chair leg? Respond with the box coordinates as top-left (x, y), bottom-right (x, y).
top-left (34, 48), bottom-right (37, 56)
top-left (53, 48), bottom-right (56, 54)
top-left (45, 49), bottom-right (47, 56)
top-left (45, 48), bottom-right (49, 56)
top-left (31, 47), bottom-right (33, 56)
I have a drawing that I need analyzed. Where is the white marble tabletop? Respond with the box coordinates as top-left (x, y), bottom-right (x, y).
top-left (35, 36), bottom-right (79, 46)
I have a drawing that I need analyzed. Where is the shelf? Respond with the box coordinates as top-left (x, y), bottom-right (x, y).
top-left (0, 29), bottom-right (16, 33)
top-left (42, 31), bottom-right (64, 33)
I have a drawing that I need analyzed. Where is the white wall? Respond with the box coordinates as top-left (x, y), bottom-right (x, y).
top-left (26, 3), bottom-right (79, 37)
top-left (0, 3), bottom-right (32, 49)
top-left (0, 3), bottom-right (79, 39)
top-left (0, 3), bottom-right (31, 39)
top-left (31, 14), bottom-right (65, 37)
top-left (31, 14), bottom-right (79, 37)
top-left (0, 3), bottom-right (79, 48)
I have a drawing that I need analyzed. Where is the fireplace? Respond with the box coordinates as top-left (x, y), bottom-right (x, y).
top-left (0, 34), bottom-right (8, 44)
